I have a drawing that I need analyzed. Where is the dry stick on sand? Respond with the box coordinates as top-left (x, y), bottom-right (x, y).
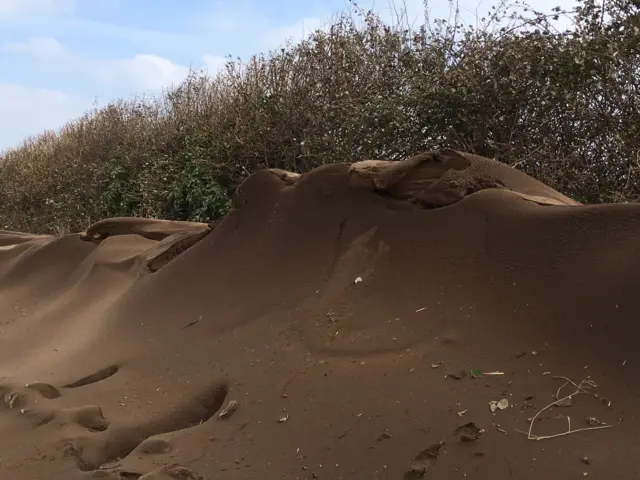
top-left (518, 376), bottom-right (614, 441)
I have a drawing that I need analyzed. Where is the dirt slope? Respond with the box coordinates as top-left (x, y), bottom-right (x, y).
top-left (0, 150), bottom-right (638, 480)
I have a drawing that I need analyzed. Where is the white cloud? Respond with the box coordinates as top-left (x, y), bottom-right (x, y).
top-left (0, 82), bottom-right (88, 152)
top-left (5, 37), bottom-right (66, 61)
top-left (202, 54), bottom-right (228, 75)
top-left (92, 54), bottom-right (191, 91)
top-left (0, 49), bottom-right (227, 151)
top-left (196, 4), bottom-right (331, 52)
top-left (262, 16), bottom-right (327, 50)
top-left (0, 37), bottom-right (198, 151)
top-left (0, 0), bottom-right (75, 19)
top-left (5, 37), bottom-right (193, 92)
top-left (195, 4), bottom-right (265, 36)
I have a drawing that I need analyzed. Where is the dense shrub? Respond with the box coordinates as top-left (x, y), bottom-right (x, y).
top-left (0, 0), bottom-right (638, 234)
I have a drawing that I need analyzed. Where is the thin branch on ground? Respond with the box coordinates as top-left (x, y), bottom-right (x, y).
top-left (519, 376), bottom-right (614, 441)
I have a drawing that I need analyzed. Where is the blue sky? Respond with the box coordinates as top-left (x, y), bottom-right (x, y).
top-left (0, 0), bottom-right (576, 152)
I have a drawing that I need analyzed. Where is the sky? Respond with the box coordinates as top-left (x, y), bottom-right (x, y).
top-left (0, 0), bottom-right (577, 152)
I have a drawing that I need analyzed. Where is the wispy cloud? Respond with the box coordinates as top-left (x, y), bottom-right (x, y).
top-left (4, 37), bottom-right (191, 91)
top-left (0, 82), bottom-right (88, 149)
top-left (262, 16), bottom-right (329, 50)
top-left (5, 36), bottom-right (66, 60)
top-left (0, 0), bottom-right (75, 20)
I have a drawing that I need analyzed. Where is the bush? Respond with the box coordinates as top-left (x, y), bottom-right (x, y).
top-left (0, 0), bottom-right (638, 233)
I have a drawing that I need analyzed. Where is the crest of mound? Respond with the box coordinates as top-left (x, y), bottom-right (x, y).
top-left (73, 218), bottom-right (214, 273)
top-left (0, 230), bottom-right (53, 247)
top-left (80, 218), bottom-right (212, 243)
top-left (349, 148), bottom-right (579, 208)
top-left (267, 168), bottom-right (302, 185)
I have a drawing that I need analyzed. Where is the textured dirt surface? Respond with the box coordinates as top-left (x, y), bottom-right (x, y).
top-left (0, 150), bottom-right (638, 479)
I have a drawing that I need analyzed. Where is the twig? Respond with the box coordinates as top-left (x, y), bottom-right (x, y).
top-left (521, 376), bottom-right (614, 441)
top-left (525, 424), bottom-right (613, 440)
top-left (503, 455), bottom-right (513, 478)
top-left (181, 316), bottom-right (202, 330)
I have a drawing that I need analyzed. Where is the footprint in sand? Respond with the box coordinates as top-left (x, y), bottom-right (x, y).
top-left (0, 366), bottom-right (116, 430)
top-left (2, 364), bottom-right (224, 479)
top-left (65, 380), bottom-right (228, 471)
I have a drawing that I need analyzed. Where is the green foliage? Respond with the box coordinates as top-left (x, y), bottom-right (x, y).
top-left (169, 161), bottom-right (231, 222)
top-left (101, 157), bottom-right (142, 217)
top-left (168, 134), bottom-right (233, 222)
top-left (0, 0), bottom-right (638, 234)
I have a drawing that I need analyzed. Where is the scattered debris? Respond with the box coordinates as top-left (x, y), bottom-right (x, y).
top-left (582, 456), bottom-right (590, 465)
top-left (471, 368), bottom-right (503, 378)
top-left (494, 423), bottom-right (507, 434)
top-left (586, 416), bottom-right (606, 427)
top-left (181, 316), bottom-right (202, 330)
top-left (489, 398), bottom-right (509, 412)
top-left (415, 307), bottom-right (426, 313)
top-left (430, 361), bottom-right (442, 369)
top-left (354, 277), bottom-right (363, 284)
top-left (218, 400), bottom-right (239, 420)
top-left (594, 392), bottom-right (613, 408)
top-left (454, 422), bottom-right (483, 442)
top-left (457, 409), bottom-right (468, 417)
top-left (278, 413), bottom-right (289, 423)
top-left (138, 464), bottom-right (204, 480)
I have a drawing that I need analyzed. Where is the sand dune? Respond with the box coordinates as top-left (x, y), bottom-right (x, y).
top-left (0, 149), bottom-right (638, 479)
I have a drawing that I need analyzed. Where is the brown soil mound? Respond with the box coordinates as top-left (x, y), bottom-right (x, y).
top-left (349, 149), bottom-right (579, 207)
top-left (80, 217), bottom-right (212, 242)
top-left (1, 150), bottom-right (638, 479)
